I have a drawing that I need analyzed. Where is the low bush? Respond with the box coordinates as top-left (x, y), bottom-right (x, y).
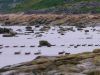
top-left (39, 40), bottom-right (51, 47)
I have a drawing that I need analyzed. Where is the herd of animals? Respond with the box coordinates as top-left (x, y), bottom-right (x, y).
top-left (0, 25), bottom-right (100, 56)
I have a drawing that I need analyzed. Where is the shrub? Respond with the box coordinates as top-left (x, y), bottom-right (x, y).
top-left (0, 27), bottom-right (10, 34)
top-left (39, 40), bottom-right (51, 47)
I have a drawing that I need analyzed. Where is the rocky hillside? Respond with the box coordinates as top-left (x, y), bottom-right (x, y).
top-left (0, 0), bottom-right (100, 13)
top-left (0, 14), bottom-right (100, 27)
top-left (0, 49), bottom-right (100, 75)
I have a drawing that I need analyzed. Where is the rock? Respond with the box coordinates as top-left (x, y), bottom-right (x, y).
top-left (58, 65), bottom-right (81, 73)
top-left (0, 51), bottom-right (100, 75)
top-left (77, 59), bottom-right (96, 71)
top-left (93, 56), bottom-right (100, 66)
top-left (0, 14), bottom-right (100, 27)
top-left (93, 49), bottom-right (100, 53)
top-left (85, 68), bottom-right (100, 75)
top-left (64, 73), bottom-right (86, 75)
top-left (0, 70), bottom-right (16, 75)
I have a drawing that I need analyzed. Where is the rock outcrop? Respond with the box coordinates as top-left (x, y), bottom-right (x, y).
top-left (0, 49), bottom-right (100, 75)
top-left (0, 14), bottom-right (100, 27)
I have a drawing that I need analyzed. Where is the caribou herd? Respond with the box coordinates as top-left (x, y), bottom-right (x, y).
top-left (0, 25), bottom-right (100, 56)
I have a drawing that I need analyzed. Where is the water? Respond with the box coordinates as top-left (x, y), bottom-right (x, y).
top-left (0, 25), bottom-right (100, 68)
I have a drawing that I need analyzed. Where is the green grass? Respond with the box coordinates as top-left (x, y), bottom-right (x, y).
top-left (0, 0), bottom-right (100, 13)
top-left (12, 0), bottom-right (100, 12)
top-left (31, 0), bottom-right (65, 9)
top-left (80, 6), bottom-right (100, 13)
top-left (12, 0), bottom-right (66, 12)
top-left (75, 0), bottom-right (100, 2)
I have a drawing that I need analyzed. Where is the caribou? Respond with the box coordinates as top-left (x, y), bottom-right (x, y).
top-left (0, 47), bottom-right (3, 49)
top-left (82, 44), bottom-right (87, 46)
top-left (25, 52), bottom-right (31, 55)
top-left (65, 52), bottom-right (70, 55)
top-left (0, 52), bottom-right (2, 54)
top-left (14, 52), bottom-right (21, 55)
top-left (5, 46), bottom-right (10, 48)
top-left (30, 45), bottom-right (35, 47)
top-left (34, 50), bottom-right (41, 55)
top-left (88, 44), bottom-right (93, 46)
top-left (58, 51), bottom-right (65, 55)
top-left (20, 45), bottom-right (25, 47)
top-left (13, 46), bottom-right (18, 48)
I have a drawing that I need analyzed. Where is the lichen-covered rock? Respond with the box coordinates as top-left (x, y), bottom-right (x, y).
top-left (93, 49), bottom-right (100, 53)
top-left (93, 56), bottom-right (100, 66)
top-left (86, 69), bottom-right (100, 75)
top-left (0, 50), bottom-right (100, 75)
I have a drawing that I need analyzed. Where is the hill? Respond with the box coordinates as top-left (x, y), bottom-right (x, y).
top-left (0, 0), bottom-right (100, 13)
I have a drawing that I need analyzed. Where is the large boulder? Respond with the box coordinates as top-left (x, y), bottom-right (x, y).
top-left (93, 49), bottom-right (100, 53)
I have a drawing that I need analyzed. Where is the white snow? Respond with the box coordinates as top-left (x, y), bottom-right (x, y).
top-left (0, 25), bottom-right (100, 68)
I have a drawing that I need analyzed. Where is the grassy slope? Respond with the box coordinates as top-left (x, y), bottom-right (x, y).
top-left (0, 0), bottom-right (100, 13)
top-left (12, 0), bottom-right (65, 12)
top-left (0, 0), bottom-right (24, 12)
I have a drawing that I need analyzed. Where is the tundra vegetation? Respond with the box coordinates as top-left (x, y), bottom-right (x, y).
top-left (0, 0), bottom-right (100, 13)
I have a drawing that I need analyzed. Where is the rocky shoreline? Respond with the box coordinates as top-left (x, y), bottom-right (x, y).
top-left (0, 14), bottom-right (100, 27)
top-left (0, 49), bottom-right (100, 75)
